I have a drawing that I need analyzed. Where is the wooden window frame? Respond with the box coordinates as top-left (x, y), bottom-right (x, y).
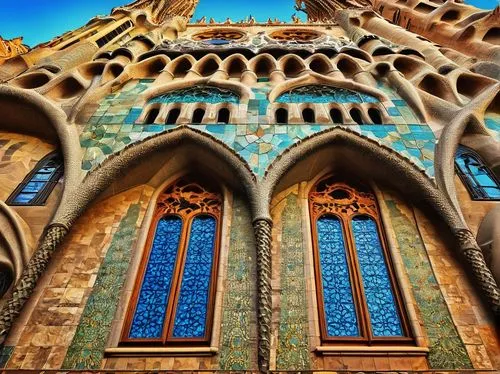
top-left (120, 177), bottom-right (222, 346)
top-left (309, 177), bottom-right (413, 346)
top-left (455, 145), bottom-right (500, 201)
top-left (6, 152), bottom-right (63, 206)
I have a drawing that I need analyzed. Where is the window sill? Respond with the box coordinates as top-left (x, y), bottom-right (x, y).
top-left (315, 346), bottom-right (428, 356)
top-left (105, 346), bottom-right (218, 357)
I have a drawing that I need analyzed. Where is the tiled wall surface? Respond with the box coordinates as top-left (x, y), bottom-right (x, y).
top-left (79, 80), bottom-right (435, 178)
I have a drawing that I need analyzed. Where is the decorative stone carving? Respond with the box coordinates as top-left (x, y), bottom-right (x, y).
top-left (0, 37), bottom-right (29, 64)
top-left (295, 0), bottom-right (372, 22)
top-left (114, 0), bottom-right (199, 24)
top-left (253, 218), bottom-right (273, 372)
top-left (0, 224), bottom-right (68, 343)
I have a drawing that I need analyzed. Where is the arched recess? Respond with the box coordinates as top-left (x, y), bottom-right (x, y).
top-left (261, 127), bottom-right (500, 316)
top-left (268, 74), bottom-right (388, 104)
top-left (249, 54), bottom-right (277, 78)
top-left (138, 77), bottom-right (254, 106)
top-left (0, 85), bottom-right (81, 222)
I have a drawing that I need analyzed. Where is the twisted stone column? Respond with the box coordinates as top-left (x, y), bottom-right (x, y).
top-left (456, 229), bottom-right (500, 317)
top-left (253, 218), bottom-right (273, 372)
top-left (0, 224), bottom-right (68, 343)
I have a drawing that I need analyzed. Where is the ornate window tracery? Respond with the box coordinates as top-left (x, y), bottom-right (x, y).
top-left (122, 176), bottom-right (222, 345)
top-left (149, 86), bottom-right (240, 105)
top-left (309, 176), bottom-right (411, 344)
top-left (7, 152), bottom-right (63, 206)
top-left (276, 85), bottom-right (378, 104)
top-left (455, 146), bottom-right (500, 200)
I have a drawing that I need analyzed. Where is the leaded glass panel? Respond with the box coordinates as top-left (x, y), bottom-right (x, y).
top-left (276, 85), bottom-right (378, 104)
top-left (149, 86), bottom-right (239, 104)
top-left (317, 216), bottom-right (359, 337)
top-left (172, 215), bottom-right (216, 338)
top-left (351, 216), bottom-right (403, 337)
top-left (129, 216), bottom-right (182, 339)
top-left (456, 147), bottom-right (500, 199)
top-left (9, 154), bottom-right (63, 205)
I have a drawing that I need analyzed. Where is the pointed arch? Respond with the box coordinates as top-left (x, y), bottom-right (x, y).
top-left (306, 53), bottom-right (334, 75)
top-left (279, 54), bottom-right (308, 78)
top-left (166, 55), bottom-right (197, 78)
top-left (51, 126), bottom-right (258, 227)
top-left (249, 54), bottom-right (277, 78)
top-left (221, 54), bottom-right (249, 78)
top-left (193, 54), bottom-right (222, 77)
top-left (261, 127), bottom-right (461, 230)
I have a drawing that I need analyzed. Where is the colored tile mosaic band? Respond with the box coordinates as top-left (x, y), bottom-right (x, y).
top-left (62, 204), bottom-right (141, 369)
top-left (385, 199), bottom-right (472, 369)
top-left (276, 193), bottom-right (310, 370)
top-left (485, 116), bottom-right (500, 141)
top-left (79, 80), bottom-right (433, 177)
top-left (0, 347), bottom-right (13, 368)
top-left (219, 197), bottom-right (257, 370)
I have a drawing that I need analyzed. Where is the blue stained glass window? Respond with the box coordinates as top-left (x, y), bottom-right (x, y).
top-left (172, 216), bottom-right (216, 338)
top-left (456, 146), bottom-right (500, 200)
top-left (129, 216), bottom-right (182, 339)
top-left (149, 86), bottom-right (239, 105)
top-left (317, 216), bottom-right (359, 337)
top-left (276, 85), bottom-right (379, 104)
top-left (352, 216), bottom-right (403, 337)
top-left (8, 153), bottom-right (63, 206)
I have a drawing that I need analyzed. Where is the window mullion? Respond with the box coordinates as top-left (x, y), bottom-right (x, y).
top-left (343, 214), bottom-right (373, 343)
top-left (163, 214), bottom-right (192, 344)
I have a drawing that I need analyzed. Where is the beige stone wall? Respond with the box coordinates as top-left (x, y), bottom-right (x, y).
top-left (4, 186), bottom-right (152, 369)
top-left (0, 132), bottom-right (60, 242)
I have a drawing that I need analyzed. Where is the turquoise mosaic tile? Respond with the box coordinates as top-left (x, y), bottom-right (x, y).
top-left (276, 193), bottom-right (310, 370)
top-left (0, 347), bottom-right (13, 368)
top-left (276, 85), bottom-right (378, 103)
top-left (62, 204), bottom-right (141, 369)
top-left (79, 80), bottom-right (435, 178)
top-left (485, 115), bottom-right (500, 141)
top-left (385, 199), bottom-right (472, 369)
top-left (219, 197), bottom-right (257, 370)
top-left (149, 86), bottom-right (239, 104)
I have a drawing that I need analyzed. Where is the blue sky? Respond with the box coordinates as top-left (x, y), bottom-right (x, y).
top-left (0, 0), bottom-right (498, 47)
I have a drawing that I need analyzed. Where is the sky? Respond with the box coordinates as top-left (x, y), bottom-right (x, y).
top-left (0, 0), bottom-right (498, 47)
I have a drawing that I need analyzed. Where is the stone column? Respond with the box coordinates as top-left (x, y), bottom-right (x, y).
top-left (253, 218), bottom-right (273, 372)
top-left (456, 228), bottom-right (500, 317)
top-left (0, 224), bottom-right (68, 343)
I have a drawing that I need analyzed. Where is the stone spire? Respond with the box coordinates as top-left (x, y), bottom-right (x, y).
top-left (0, 36), bottom-right (29, 64)
top-left (295, 0), bottom-right (372, 22)
top-left (113, 0), bottom-right (199, 24)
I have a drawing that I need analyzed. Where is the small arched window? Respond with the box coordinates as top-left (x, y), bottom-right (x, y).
top-left (7, 152), bottom-right (63, 206)
top-left (192, 108), bottom-right (206, 124)
top-left (275, 108), bottom-right (288, 124)
top-left (217, 108), bottom-right (230, 124)
top-left (122, 176), bottom-right (222, 344)
top-left (368, 108), bottom-right (383, 124)
top-left (350, 107), bottom-right (363, 125)
top-left (309, 176), bottom-right (411, 344)
top-left (166, 108), bottom-right (181, 124)
top-left (455, 146), bottom-right (500, 200)
top-left (302, 108), bottom-right (315, 123)
top-left (145, 107), bottom-right (159, 124)
top-left (330, 108), bottom-right (343, 123)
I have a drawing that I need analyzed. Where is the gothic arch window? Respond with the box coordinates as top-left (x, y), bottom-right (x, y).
top-left (309, 176), bottom-right (411, 344)
top-left (122, 176), bottom-right (222, 345)
top-left (7, 152), bottom-right (63, 206)
top-left (455, 145), bottom-right (500, 200)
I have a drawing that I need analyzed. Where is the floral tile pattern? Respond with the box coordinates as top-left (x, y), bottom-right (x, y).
top-left (62, 204), bottom-right (141, 369)
top-left (385, 199), bottom-right (472, 369)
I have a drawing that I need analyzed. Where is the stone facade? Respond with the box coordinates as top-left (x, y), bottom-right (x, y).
top-left (0, 0), bottom-right (499, 372)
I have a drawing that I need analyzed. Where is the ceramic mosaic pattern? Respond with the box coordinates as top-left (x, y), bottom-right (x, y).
top-left (149, 86), bottom-right (239, 104)
top-left (275, 85), bottom-right (379, 103)
top-left (0, 347), bottom-right (13, 368)
top-left (385, 200), bottom-right (472, 369)
top-left (62, 204), bottom-right (141, 369)
top-left (485, 116), bottom-right (500, 141)
top-left (276, 194), bottom-right (310, 370)
top-left (79, 81), bottom-right (434, 178)
top-left (218, 197), bottom-right (257, 370)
